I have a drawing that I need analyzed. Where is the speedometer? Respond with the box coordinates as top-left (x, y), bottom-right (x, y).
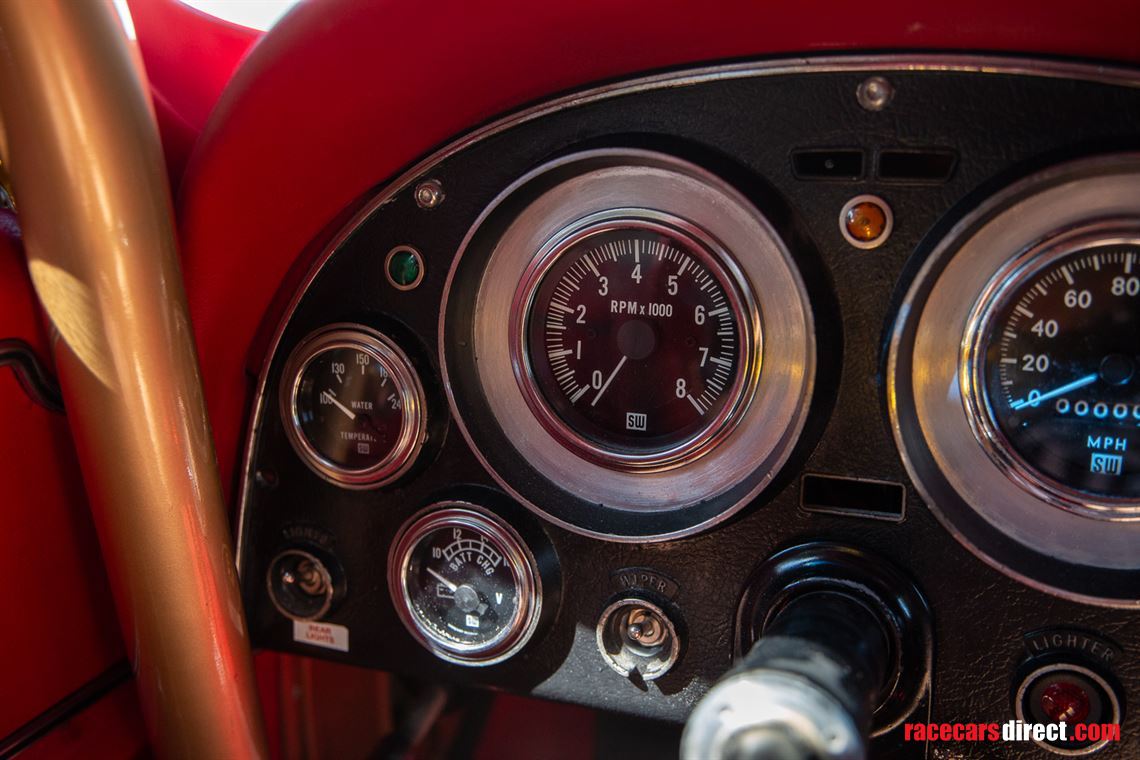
top-left (964, 223), bottom-right (1140, 514)
top-left (514, 213), bottom-right (757, 470)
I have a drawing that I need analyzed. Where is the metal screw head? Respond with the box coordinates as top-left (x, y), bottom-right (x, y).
top-left (414, 178), bottom-right (445, 209)
top-left (856, 76), bottom-right (894, 111)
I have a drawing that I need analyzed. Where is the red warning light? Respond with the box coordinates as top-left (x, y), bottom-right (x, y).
top-left (1040, 680), bottom-right (1091, 724)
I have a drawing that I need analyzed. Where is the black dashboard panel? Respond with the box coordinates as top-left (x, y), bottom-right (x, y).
top-left (236, 58), bottom-right (1140, 757)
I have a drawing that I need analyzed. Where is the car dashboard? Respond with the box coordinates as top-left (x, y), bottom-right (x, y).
top-left (228, 55), bottom-right (1140, 757)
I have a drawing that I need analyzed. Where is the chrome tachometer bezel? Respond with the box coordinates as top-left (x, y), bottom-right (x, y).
top-left (440, 148), bottom-right (815, 540)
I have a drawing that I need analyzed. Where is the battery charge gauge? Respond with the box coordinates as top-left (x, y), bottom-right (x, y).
top-left (388, 503), bottom-right (543, 665)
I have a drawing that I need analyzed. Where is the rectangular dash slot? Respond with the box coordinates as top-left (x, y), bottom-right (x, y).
top-left (801, 474), bottom-right (905, 522)
top-left (791, 149), bottom-right (864, 181)
top-left (877, 149), bottom-right (957, 183)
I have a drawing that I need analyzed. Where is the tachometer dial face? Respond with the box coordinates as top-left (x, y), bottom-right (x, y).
top-left (282, 326), bottom-right (426, 488)
top-left (969, 240), bottom-right (1140, 509)
top-left (389, 505), bottom-right (540, 664)
top-left (517, 216), bottom-right (758, 469)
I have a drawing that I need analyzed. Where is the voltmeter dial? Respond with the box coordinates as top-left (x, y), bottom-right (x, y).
top-left (389, 504), bottom-right (541, 665)
top-left (965, 226), bottom-right (1140, 514)
top-left (514, 213), bottom-right (759, 470)
top-left (281, 325), bottom-right (427, 488)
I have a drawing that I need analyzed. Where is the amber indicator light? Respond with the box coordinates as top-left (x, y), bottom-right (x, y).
top-left (838, 194), bottom-right (893, 250)
top-left (845, 201), bottom-right (887, 242)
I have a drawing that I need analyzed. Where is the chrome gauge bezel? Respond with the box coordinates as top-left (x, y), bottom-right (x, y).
top-left (387, 503), bottom-right (542, 666)
top-left (441, 148), bottom-right (814, 539)
top-left (961, 221), bottom-right (1140, 520)
top-left (889, 153), bottom-right (1140, 605)
top-left (280, 324), bottom-right (427, 488)
top-left (508, 209), bottom-right (761, 471)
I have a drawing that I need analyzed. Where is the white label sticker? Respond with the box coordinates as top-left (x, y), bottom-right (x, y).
top-left (293, 620), bottom-right (349, 652)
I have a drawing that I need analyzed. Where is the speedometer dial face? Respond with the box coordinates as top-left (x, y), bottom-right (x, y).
top-left (517, 216), bottom-right (758, 469)
top-left (970, 240), bottom-right (1140, 508)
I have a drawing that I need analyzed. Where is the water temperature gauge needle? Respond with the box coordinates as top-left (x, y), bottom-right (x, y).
top-left (320, 388), bottom-right (357, 420)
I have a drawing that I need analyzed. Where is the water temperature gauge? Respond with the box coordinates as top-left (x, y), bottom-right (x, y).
top-left (281, 324), bottom-right (427, 488)
top-left (389, 503), bottom-right (542, 665)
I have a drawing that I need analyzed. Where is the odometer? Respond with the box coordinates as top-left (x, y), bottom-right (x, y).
top-left (514, 214), bottom-right (759, 469)
top-left (965, 230), bottom-right (1140, 513)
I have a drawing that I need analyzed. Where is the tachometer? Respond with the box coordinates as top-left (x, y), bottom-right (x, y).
top-left (515, 213), bottom-right (757, 469)
top-left (444, 149), bottom-right (814, 539)
top-left (964, 224), bottom-right (1140, 513)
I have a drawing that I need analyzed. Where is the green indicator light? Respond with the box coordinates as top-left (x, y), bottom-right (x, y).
top-left (386, 246), bottom-right (424, 290)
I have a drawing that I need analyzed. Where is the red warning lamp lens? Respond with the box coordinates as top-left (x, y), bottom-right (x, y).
top-left (1040, 680), bottom-right (1091, 724)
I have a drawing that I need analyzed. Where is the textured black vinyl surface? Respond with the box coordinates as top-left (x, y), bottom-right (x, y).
top-left (238, 62), bottom-right (1140, 757)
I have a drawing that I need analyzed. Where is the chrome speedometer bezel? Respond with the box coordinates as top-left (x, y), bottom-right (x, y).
top-left (889, 152), bottom-right (1140, 606)
top-left (961, 220), bottom-right (1140, 520)
top-left (508, 209), bottom-right (761, 472)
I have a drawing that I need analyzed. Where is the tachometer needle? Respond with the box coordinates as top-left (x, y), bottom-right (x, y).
top-left (591, 355), bottom-right (628, 407)
top-left (426, 567), bottom-right (458, 592)
top-left (1010, 372), bottom-right (1099, 410)
top-left (321, 389), bottom-right (357, 420)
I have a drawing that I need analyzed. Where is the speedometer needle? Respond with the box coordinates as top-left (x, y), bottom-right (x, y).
top-left (321, 389), bottom-right (357, 420)
top-left (591, 355), bottom-right (628, 407)
top-left (1010, 372), bottom-right (1098, 410)
top-left (426, 567), bottom-right (457, 592)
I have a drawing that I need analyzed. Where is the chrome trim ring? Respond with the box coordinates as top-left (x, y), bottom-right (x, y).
top-left (889, 154), bottom-right (1140, 602)
top-left (961, 220), bottom-right (1140, 519)
top-left (387, 503), bottom-right (542, 666)
top-left (280, 324), bottom-right (427, 488)
top-left (508, 209), bottom-right (760, 471)
top-left (445, 148), bottom-right (813, 535)
top-left (1013, 662), bottom-right (1121, 756)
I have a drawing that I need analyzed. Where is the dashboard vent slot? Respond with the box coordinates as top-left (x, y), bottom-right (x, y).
top-left (800, 474), bottom-right (905, 521)
top-left (791, 149), bottom-right (864, 180)
top-left (876, 149), bottom-right (957, 183)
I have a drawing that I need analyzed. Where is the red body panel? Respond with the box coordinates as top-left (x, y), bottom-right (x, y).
top-left (14, 683), bottom-right (146, 760)
top-left (127, 0), bottom-right (259, 182)
top-left (176, 0), bottom-right (1140, 494)
top-left (0, 218), bottom-right (126, 739)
